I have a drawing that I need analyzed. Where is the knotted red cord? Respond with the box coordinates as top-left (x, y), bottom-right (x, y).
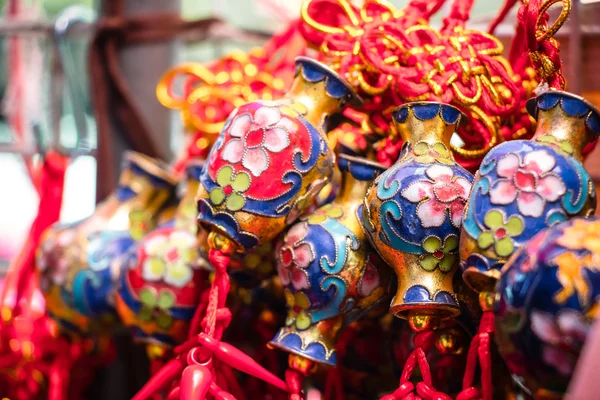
top-left (286, 368), bottom-right (305, 400)
top-left (518, 0), bottom-right (566, 90)
top-left (324, 325), bottom-right (356, 400)
top-left (457, 311), bottom-right (494, 400)
top-left (300, 0), bottom-right (535, 171)
top-left (382, 330), bottom-right (451, 400)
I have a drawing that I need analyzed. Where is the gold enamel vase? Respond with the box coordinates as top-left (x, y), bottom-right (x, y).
top-left (196, 57), bottom-right (361, 252)
top-left (37, 152), bottom-right (178, 336)
top-left (269, 154), bottom-right (391, 365)
top-left (460, 90), bottom-right (599, 293)
top-left (361, 102), bottom-right (474, 320)
top-left (115, 160), bottom-right (209, 349)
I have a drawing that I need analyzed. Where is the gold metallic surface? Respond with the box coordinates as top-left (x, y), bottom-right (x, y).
top-left (531, 92), bottom-right (596, 162)
top-left (479, 291), bottom-right (495, 312)
top-left (408, 312), bottom-right (440, 333)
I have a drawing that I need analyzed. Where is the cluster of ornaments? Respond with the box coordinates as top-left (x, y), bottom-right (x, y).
top-left (35, 54), bottom-right (600, 399)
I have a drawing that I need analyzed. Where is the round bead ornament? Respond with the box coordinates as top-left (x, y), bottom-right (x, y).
top-left (495, 217), bottom-right (600, 398)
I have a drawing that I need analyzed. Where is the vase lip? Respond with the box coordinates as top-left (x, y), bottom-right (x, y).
top-left (337, 153), bottom-right (385, 170)
top-left (184, 158), bottom-right (205, 179)
top-left (295, 56), bottom-right (363, 107)
top-left (392, 101), bottom-right (467, 126)
top-left (124, 151), bottom-right (179, 185)
top-left (337, 154), bottom-right (386, 181)
top-left (526, 89), bottom-right (600, 121)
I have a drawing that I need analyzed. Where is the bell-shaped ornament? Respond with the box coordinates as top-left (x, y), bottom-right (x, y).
top-left (270, 154), bottom-right (392, 366)
top-left (361, 102), bottom-right (474, 320)
top-left (495, 217), bottom-right (600, 398)
top-left (116, 160), bottom-right (209, 349)
top-left (461, 91), bottom-right (599, 293)
top-left (37, 152), bottom-right (178, 336)
top-left (196, 56), bottom-right (361, 252)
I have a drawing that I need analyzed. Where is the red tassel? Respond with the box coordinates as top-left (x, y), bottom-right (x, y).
top-left (132, 358), bottom-right (187, 400)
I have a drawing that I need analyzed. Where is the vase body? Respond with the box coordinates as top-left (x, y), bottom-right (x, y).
top-left (196, 56), bottom-right (360, 251)
top-left (494, 217), bottom-right (600, 398)
top-left (37, 152), bottom-right (177, 336)
top-left (361, 102), bottom-right (474, 319)
top-left (116, 160), bottom-right (208, 347)
top-left (461, 91), bottom-right (599, 293)
top-left (269, 154), bottom-right (391, 366)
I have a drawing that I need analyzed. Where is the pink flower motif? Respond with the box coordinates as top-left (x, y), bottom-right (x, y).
top-left (278, 222), bottom-right (315, 290)
top-left (221, 106), bottom-right (294, 177)
top-left (531, 309), bottom-right (589, 376)
top-left (358, 257), bottom-right (380, 297)
top-left (489, 150), bottom-right (566, 218)
top-left (401, 164), bottom-right (471, 228)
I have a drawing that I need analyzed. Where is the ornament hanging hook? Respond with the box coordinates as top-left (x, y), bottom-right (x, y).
top-left (535, 0), bottom-right (571, 42)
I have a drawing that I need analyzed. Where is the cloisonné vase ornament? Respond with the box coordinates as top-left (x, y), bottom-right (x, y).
top-left (270, 154), bottom-right (391, 366)
top-left (461, 90), bottom-right (599, 293)
top-left (361, 102), bottom-right (474, 321)
top-left (37, 152), bottom-right (177, 336)
top-left (116, 160), bottom-right (208, 350)
top-left (494, 217), bottom-right (600, 398)
top-left (196, 56), bottom-right (361, 252)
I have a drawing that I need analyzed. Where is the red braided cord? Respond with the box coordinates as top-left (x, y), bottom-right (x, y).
top-left (441, 0), bottom-right (475, 33)
top-left (487, 0), bottom-right (519, 34)
top-left (300, 0), bottom-right (535, 171)
top-left (323, 326), bottom-right (356, 400)
top-left (458, 311), bottom-right (495, 400)
top-left (286, 368), bottom-right (305, 400)
top-left (383, 330), bottom-right (451, 400)
top-left (518, 0), bottom-right (565, 90)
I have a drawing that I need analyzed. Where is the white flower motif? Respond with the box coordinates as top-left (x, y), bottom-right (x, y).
top-left (489, 150), bottom-right (566, 218)
top-left (141, 230), bottom-right (199, 288)
top-left (221, 106), bottom-right (293, 177)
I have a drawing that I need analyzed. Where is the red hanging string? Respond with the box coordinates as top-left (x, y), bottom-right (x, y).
top-left (457, 311), bottom-right (494, 400)
top-left (382, 329), bottom-right (452, 400)
top-left (0, 151), bottom-right (68, 317)
top-left (519, 0), bottom-right (566, 90)
top-left (286, 368), bottom-right (305, 400)
top-left (324, 325), bottom-right (356, 400)
top-left (487, 0), bottom-right (519, 35)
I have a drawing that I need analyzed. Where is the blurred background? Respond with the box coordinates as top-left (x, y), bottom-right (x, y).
top-left (1, 0), bottom-right (599, 268)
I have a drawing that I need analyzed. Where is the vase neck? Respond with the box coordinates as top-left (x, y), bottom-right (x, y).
top-left (114, 152), bottom-right (177, 217)
top-left (392, 102), bottom-right (462, 151)
top-left (290, 57), bottom-right (360, 130)
top-left (336, 155), bottom-right (385, 204)
top-left (529, 91), bottom-right (600, 161)
top-left (174, 161), bottom-right (204, 228)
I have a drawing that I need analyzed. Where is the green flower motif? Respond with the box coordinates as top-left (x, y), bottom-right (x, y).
top-left (284, 289), bottom-right (312, 330)
top-left (304, 204), bottom-right (344, 225)
top-left (421, 235), bottom-right (458, 272)
top-left (414, 141), bottom-right (454, 165)
top-left (129, 209), bottom-right (152, 240)
top-left (477, 210), bottom-right (524, 257)
top-left (209, 166), bottom-right (251, 211)
top-left (139, 287), bottom-right (176, 329)
top-left (536, 135), bottom-right (574, 155)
